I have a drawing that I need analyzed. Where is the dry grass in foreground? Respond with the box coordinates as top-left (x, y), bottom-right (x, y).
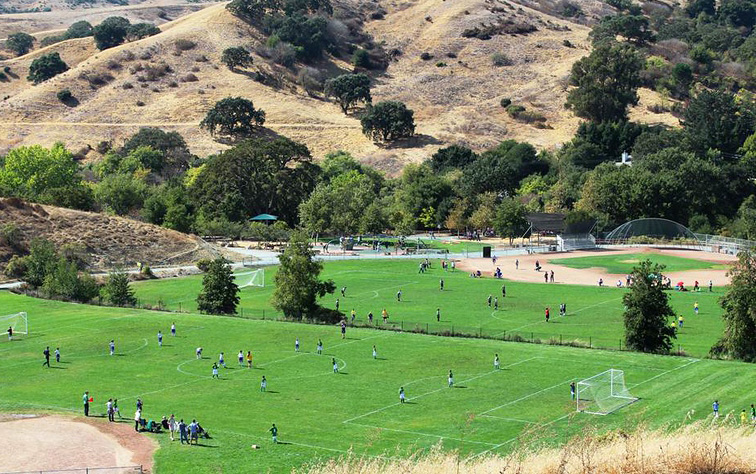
top-left (301, 422), bottom-right (756, 474)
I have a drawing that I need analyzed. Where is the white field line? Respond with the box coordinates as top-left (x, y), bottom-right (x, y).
top-left (478, 415), bottom-right (534, 424)
top-left (478, 377), bottom-right (573, 416)
top-left (627, 358), bottom-right (700, 389)
top-left (471, 413), bottom-right (572, 458)
top-left (342, 357), bottom-right (539, 424)
top-left (347, 422), bottom-right (497, 446)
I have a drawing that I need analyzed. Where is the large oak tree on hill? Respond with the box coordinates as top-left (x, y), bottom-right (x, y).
top-left (200, 97), bottom-right (266, 138)
top-left (566, 43), bottom-right (644, 122)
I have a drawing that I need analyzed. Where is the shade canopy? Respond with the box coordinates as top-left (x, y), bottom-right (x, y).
top-left (250, 214), bottom-right (278, 221)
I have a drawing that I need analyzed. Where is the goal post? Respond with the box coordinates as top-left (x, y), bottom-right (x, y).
top-left (1, 312), bottom-right (28, 336)
top-left (576, 369), bottom-right (637, 415)
top-left (236, 268), bottom-right (265, 289)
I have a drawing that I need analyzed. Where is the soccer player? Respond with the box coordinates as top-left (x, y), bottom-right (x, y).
top-left (157, 331), bottom-right (163, 347)
top-left (179, 419), bottom-right (188, 444)
top-left (332, 357), bottom-right (339, 373)
top-left (709, 280), bottom-right (713, 292)
top-left (171, 322), bottom-right (176, 336)
top-left (246, 351), bottom-right (253, 368)
top-left (219, 352), bottom-right (226, 368)
top-left (341, 286), bottom-right (346, 297)
top-left (451, 261), bottom-right (455, 271)
top-left (107, 399), bottom-right (114, 422)
top-left (436, 308), bottom-right (441, 322)
top-left (295, 338), bottom-right (300, 352)
top-left (260, 375), bottom-right (267, 392)
top-left (502, 285), bottom-right (506, 297)
top-left (382, 308), bottom-right (388, 324)
top-left (550, 270), bottom-right (555, 283)
top-left (570, 382), bottom-right (576, 400)
top-left (212, 363), bottom-right (219, 379)
top-left (399, 387), bottom-right (406, 403)
top-left (713, 400), bottom-right (719, 417)
top-left (113, 399), bottom-right (121, 419)
top-left (494, 297), bottom-right (498, 311)
top-left (751, 403), bottom-right (755, 421)
top-left (741, 409), bottom-right (747, 424)
top-left (83, 391), bottom-right (90, 417)
top-left (351, 309), bottom-right (356, 324)
top-left (55, 347), bottom-right (60, 363)
top-left (678, 316), bottom-right (684, 328)
top-left (317, 339), bottom-right (323, 355)
top-left (109, 340), bottom-right (115, 356)
top-left (42, 346), bottom-right (50, 367)
top-left (545, 272), bottom-right (548, 283)
top-left (7, 326), bottom-right (12, 341)
top-left (494, 353), bottom-right (500, 370)
top-left (694, 302), bottom-right (699, 315)
top-left (269, 424), bottom-right (278, 443)
top-left (397, 289), bottom-right (402, 302)
top-left (368, 311), bottom-right (373, 324)
top-left (335, 299), bottom-right (340, 311)
top-left (448, 370), bottom-right (454, 388)
top-left (440, 279), bottom-right (444, 291)
top-left (545, 307), bottom-right (550, 323)
top-left (196, 347), bottom-right (202, 359)
top-left (341, 321), bottom-right (346, 339)
top-left (136, 398), bottom-right (143, 411)
top-left (487, 295), bottom-right (492, 307)
top-left (372, 345), bottom-right (377, 359)
top-left (238, 350), bottom-right (244, 367)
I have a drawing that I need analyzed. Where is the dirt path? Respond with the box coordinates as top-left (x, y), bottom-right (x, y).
top-left (0, 414), bottom-right (156, 472)
top-left (456, 248), bottom-right (736, 287)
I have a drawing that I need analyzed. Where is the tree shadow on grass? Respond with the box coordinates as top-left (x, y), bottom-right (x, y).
top-left (382, 134), bottom-right (443, 150)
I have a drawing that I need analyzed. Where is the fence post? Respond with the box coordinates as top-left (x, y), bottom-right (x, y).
top-left (589, 336), bottom-right (592, 348)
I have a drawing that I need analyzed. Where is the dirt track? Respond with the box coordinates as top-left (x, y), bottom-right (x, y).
top-left (457, 248), bottom-right (736, 287)
top-left (0, 415), bottom-right (156, 472)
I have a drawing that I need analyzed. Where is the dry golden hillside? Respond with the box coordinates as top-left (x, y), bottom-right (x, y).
top-left (304, 423), bottom-right (756, 474)
top-left (0, 197), bottom-right (216, 273)
top-left (0, 0), bottom-right (678, 172)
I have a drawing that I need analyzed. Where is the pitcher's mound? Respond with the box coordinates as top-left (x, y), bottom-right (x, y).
top-left (0, 415), bottom-right (155, 473)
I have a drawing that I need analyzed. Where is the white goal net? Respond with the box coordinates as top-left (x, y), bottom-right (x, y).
top-left (1, 312), bottom-right (28, 335)
top-left (237, 269), bottom-right (265, 288)
top-left (576, 369), bottom-right (637, 415)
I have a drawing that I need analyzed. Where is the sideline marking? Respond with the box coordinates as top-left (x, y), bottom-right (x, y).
top-left (343, 357), bottom-right (538, 424)
top-left (347, 422), bottom-right (497, 446)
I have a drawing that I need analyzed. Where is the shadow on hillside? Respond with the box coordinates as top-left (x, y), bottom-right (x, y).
top-left (383, 134), bottom-right (442, 149)
top-left (212, 127), bottom-right (287, 146)
top-left (61, 97), bottom-right (80, 108)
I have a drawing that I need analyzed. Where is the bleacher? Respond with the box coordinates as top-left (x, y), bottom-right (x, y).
top-left (557, 234), bottom-right (597, 251)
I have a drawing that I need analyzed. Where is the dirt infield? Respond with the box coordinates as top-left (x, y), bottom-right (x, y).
top-left (457, 248), bottom-right (737, 287)
top-left (0, 415), bottom-right (155, 473)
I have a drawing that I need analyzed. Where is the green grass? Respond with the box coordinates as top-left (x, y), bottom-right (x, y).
top-left (1, 290), bottom-right (755, 473)
top-left (549, 253), bottom-right (728, 274)
top-left (132, 260), bottom-right (725, 358)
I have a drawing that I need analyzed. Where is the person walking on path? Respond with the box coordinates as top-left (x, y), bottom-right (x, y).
top-left (134, 409), bottom-right (141, 432)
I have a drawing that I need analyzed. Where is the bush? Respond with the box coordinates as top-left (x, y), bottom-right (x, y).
top-left (196, 258), bottom-right (212, 272)
top-left (351, 48), bottom-right (370, 68)
top-left (506, 104), bottom-right (526, 117)
top-left (0, 72), bottom-right (7, 81)
top-left (435, 61), bottom-right (446, 67)
top-left (492, 53), bottom-right (513, 66)
top-left (420, 52), bottom-right (433, 60)
top-left (360, 100), bottom-right (415, 143)
top-left (181, 73), bottom-right (198, 82)
top-left (500, 98), bottom-right (512, 108)
top-left (4, 255), bottom-right (27, 278)
top-left (93, 16), bottom-right (130, 50)
top-left (563, 39), bottom-right (573, 47)
top-left (221, 46), bottom-right (253, 70)
top-left (200, 96), bottom-right (266, 137)
top-left (174, 39), bottom-right (196, 51)
top-left (56, 88), bottom-right (73, 102)
top-left (27, 52), bottom-right (69, 84)
top-left (5, 32), bottom-right (35, 56)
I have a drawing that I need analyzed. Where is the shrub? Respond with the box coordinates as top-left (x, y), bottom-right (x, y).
top-left (436, 61), bottom-right (446, 67)
top-left (27, 52), bottom-right (69, 84)
top-left (136, 100), bottom-right (145, 106)
top-left (492, 53), bottom-right (513, 66)
top-left (563, 39), bottom-right (573, 47)
top-left (500, 98), bottom-right (512, 108)
top-left (174, 39), bottom-right (196, 51)
top-left (0, 72), bottom-right (7, 81)
top-left (506, 104), bottom-right (526, 117)
top-left (5, 32), bottom-right (35, 56)
top-left (93, 16), bottom-right (130, 50)
top-left (196, 258), bottom-right (212, 272)
top-left (4, 255), bottom-right (27, 278)
top-left (360, 100), bottom-right (415, 142)
top-left (221, 46), bottom-right (253, 70)
top-left (126, 23), bottom-right (160, 41)
top-left (181, 73), bottom-right (198, 82)
top-left (56, 88), bottom-right (73, 102)
top-left (3, 66), bottom-right (10, 73)
top-left (270, 41), bottom-right (296, 67)
top-left (351, 48), bottom-right (370, 68)
top-left (420, 52), bottom-right (433, 60)
top-left (122, 82), bottom-right (134, 89)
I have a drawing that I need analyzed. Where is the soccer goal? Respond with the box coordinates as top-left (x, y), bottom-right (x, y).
top-left (576, 369), bottom-right (638, 415)
top-left (237, 269), bottom-right (265, 289)
top-left (1, 312), bottom-right (28, 336)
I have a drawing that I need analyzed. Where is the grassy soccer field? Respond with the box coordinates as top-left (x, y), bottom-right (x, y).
top-left (132, 259), bottom-right (725, 357)
top-left (549, 253), bottom-right (728, 274)
top-left (0, 291), bottom-right (755, 473)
